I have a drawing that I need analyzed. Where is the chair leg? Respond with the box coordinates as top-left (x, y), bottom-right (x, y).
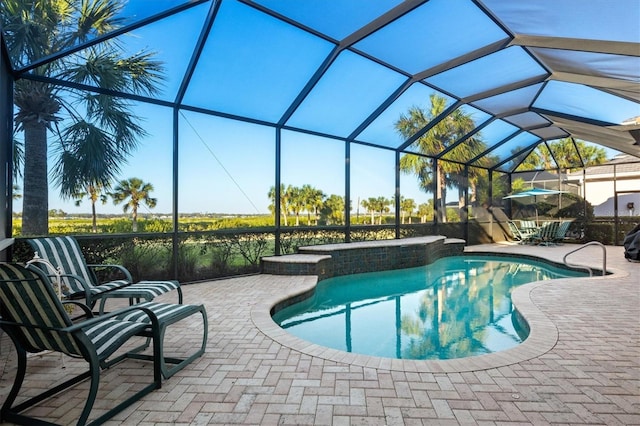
top-left (1, 334), bottom-right (161, 426)
top-left (78, 358), bottom-right (101, 426)
top-left (1, 340), bottom-right (92, 425)
top-left (176, 286), bottom-right (183, 304)
top-left (125, 305), bottom-right (207, 379)
top-left (89, 346), bottom-right (161, 426)
top-left (156, 305), bottom-right (206, 378)
top-left (0, 342), bottom-right (27, 423)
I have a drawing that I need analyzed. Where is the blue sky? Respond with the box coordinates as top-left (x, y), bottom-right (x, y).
top-left (10, 0), bottom-right (636, 217)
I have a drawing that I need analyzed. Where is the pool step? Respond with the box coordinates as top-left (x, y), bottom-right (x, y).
top-left (261, 254), bottom-right (332, 278)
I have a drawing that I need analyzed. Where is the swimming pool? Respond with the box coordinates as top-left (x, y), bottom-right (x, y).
top-left (272, 255), bottom-right (588, 360)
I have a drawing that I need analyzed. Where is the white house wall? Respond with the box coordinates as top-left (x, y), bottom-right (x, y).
top-left (583, 175), bottom-right (640, 215)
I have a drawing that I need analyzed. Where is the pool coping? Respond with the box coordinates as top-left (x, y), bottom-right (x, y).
top-left (261, 235), bottom-right (466, 279)
top-left (251, 251), bottom-right (629, 373)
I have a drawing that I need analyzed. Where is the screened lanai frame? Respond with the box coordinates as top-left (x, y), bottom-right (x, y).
top-left (1, 0), bottom-right (639, 275)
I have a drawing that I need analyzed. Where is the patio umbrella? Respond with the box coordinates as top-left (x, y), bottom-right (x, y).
top-left (503, 188), bottom-right (566, 224)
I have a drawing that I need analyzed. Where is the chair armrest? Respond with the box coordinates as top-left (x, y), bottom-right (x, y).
top-left (26, 264), bottom-right (94, 297)
top-left (63, 304), bottom-right (160, 334)
top-left (86, 264), bottom-right (133, 283)
top-left (56, 273), bottom-right (94, 293)
top-left (62, 301), bottom-right (94, 319)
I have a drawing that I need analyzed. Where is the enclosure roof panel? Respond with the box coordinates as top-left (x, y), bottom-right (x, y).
top-left (2, 0), bottom-right (639, 163)
top-left (352, 0), bottom-right (510, 75)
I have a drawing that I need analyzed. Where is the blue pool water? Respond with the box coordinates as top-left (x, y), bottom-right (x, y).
top-left (272, 255), bottom-right (587, 360)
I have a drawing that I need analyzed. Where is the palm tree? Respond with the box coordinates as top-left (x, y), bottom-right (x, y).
top-left (395, 94), bottom-right (480, 222)
top-left (301, 184), bottom-right (325, 225)
top-left (417, 201), bottom-right (433, 223)
top-left (361, 198), bottom-right (376, 224)
top-left (572, 140), bottom-right (607, 167)
top-left (310, 188), bottom-right (325, 225)
top-left (288, 186), bottom-right (305, 226)
top-left (517, 138), bottom-right (607, 172)
top-left (73, 184), bottom-right (109, 232)
top-left (364, 196), bottom-right (391, 225)
top-left (320, 194), bottom-right (345, 225)
top-left (373, 196), bottom-right (392, 224)
top-left (12, 138), bottom-right (23, 200)
top-left (400, 197), bottom-right (416, 224)
top-left (1, 0), bottom-right (163, 235)
top-left (542, 138), bottom-right (606, 169)
top-left (111, 177), bottom-right (157, 232)
top-left (268, 184), bottom-right (294, 226)
top-left (519, 144), bottom-right (555, 171)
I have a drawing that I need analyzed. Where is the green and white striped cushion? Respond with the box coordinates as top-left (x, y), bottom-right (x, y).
top-left (27, 237), bottom-right (131, 298)
top-left (28, 236), bottom-right (97, 294)
top-left (86, 280), bottom-right (130, 296)
top-left (125, 280), bottom-right (180, 296)
top-left (82, 319), bottom-right (148, 360)
top-left (114, 301), bottom-right (194, 325)
top-left (0, 263), bottom-right (149, 360)
top-left (0, 263), bottom-right (80, 355)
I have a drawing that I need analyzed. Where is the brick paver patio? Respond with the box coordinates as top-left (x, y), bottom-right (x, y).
top-left (0, 243), bottom-right (638, 425)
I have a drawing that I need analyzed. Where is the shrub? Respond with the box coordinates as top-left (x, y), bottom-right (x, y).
top-left (117, 238), bottom-right (172, 281)
top-left (584, 223), bottom-right (614, 245)
top-left (556, 193), bottom-right (594, 221)
top-left (175, 243), bottom-right (200, 281)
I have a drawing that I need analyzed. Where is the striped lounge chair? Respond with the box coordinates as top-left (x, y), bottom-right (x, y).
top-left (554, 220), bottom-right (573, 244)
top-left (0, 262), bottom-right (162, 425)
top-left (27, 236), bottom-right (182, 313)
top-left (534, 221), bottom-right (560, 245)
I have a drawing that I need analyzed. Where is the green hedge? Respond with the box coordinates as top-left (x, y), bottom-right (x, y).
top-left (12, 218), bottom-right (635, 283)
top-left (584, 223), bottom-right (614, 245)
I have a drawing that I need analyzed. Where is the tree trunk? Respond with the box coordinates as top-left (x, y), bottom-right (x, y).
top-left (22, 121), bottom-right (49, 235)
top-left (132, 209), bottom-right (138, 232)
top-left (91, 200), bottom-right (97, 232)
top-left (436, 168), bottom-right (447, 223)
top-left (281, 201), bottom-right (288, 226)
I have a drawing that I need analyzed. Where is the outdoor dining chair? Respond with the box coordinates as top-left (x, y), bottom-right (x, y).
top-left (507, 221), bottom-right (537, 244)
top-left (0, 262), bottom-right (163, 425)
top-left (27, 236), bottom-right (182, 313)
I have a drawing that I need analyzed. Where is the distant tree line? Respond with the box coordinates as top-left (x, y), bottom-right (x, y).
top-left (268, 184), bottom-right (345, 226)
top-left (268, 185), bottom-right (440, 226)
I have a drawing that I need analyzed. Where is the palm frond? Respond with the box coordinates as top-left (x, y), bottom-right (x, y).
top-left (52, 120), bottom-right (125, 198)
top-left (12, 137), bottom-right (24, 179)
top-left (69, 0), bottom-right (126, 45)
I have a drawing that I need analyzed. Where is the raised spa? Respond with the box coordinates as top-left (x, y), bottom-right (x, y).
top-left (272, 255), bottom-right (588, 360)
